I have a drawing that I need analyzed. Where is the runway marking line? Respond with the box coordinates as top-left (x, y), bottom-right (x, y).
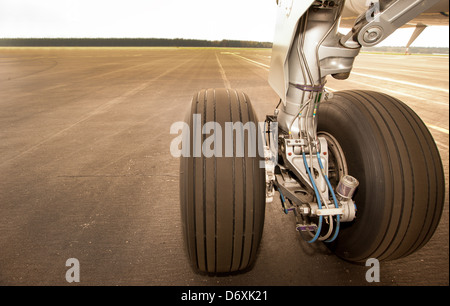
top-left (215, 53), bottom-right (231, 89)
top-left (346, 79), bottom-right (449, 107)
top-left (434, 140), bottom-right (449, 150)
top-left (229, 54), bottom-right (449, 98)
top-left (426, 124), bottom-right (449, 135)
top-left (219, 53), bottom-right (450, 136)
top-left (227, 53), bottom-right (270, 71)
top-left (351, 71), bottom-right (449, 94)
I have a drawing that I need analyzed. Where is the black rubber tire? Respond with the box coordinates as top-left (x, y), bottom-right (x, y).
top-left (180, 88), bottom-right (266, 273)
top-left (318, 90), bottom-right (445, 263)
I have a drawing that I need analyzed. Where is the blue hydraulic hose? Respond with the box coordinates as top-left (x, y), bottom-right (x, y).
top-left (302, 152), bottom-right (323, 243)
top-left (278, 188), bottom-right (289, 215)
top-left (316, 152), bottom-right (340, 243)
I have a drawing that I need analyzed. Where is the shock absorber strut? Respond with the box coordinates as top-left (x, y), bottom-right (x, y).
top-left (276, 0), bottom-right (359, 138)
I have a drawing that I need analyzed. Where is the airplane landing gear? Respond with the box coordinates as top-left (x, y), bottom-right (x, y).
top-left (179, 0), bottom-right (445, 275)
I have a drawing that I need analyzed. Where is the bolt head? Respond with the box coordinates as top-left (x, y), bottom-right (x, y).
top-left (363, 27), bottom-right (382, 44)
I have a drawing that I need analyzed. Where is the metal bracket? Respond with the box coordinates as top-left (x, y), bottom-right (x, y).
top-left (341, 0), bottom-right (442, 48)
top-left (282, 136), bottom-right (330, 203)
top-left (298, 199), bottom-right (357, 222)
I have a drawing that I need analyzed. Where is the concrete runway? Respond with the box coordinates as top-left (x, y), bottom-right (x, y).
top-left (0, 47), bottom-right (448, 286)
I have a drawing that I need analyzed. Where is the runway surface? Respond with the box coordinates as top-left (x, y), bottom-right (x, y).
top-left (0, 47), bottom-right (448, 286)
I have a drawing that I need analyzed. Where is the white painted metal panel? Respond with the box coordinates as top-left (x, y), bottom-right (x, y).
top-left (268, 0), bottom-right (314, 104)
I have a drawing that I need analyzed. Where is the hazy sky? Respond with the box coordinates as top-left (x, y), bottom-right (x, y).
top-left (0, 0), bottom-right (448, 47)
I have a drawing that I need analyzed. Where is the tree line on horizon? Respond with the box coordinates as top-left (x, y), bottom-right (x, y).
top-left (0, 38), bottom-right (273, 48)
top-left (0, 38), bottom-right (447, 54)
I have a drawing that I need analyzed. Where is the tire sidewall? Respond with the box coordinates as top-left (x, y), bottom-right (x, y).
top-left (318, 93), bottom-right (392, 262)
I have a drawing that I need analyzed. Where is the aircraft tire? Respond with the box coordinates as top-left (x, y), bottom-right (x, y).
top-left (318, 90), bottom-right (445, 262)
top-left (180, 88), bottom-right (266, 274)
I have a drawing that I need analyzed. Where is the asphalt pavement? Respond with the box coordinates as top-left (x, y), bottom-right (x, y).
top-left (0, 47), bottom-right (448, 285)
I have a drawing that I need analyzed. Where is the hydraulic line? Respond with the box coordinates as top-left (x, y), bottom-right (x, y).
top-left (278, 187), bottom-right (289, 215)
top-left (302, 151), bottom-right (323, 243)
top-left (288, 99), bottom-right (311, 136)
top-left (316, 152), bottom-right (340, 243)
